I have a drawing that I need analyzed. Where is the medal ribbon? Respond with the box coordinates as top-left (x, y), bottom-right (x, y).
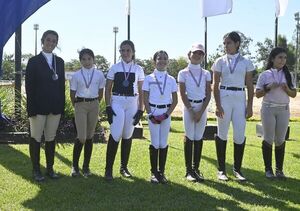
top-left (227, 54), bottom-right (240, 74)
top-left (42, 53), bottom-right (57, 76)
top-left (81, 68), bottom-right (95, 89)
top-left (188, 68), bottom-right (202, 87)
top-left (121, 61), bottom-right (133, 81)
top-left (154, 73), bottom-right (167, 96)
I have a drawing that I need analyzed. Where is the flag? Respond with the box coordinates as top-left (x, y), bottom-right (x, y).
top-left (201, 0), bottom-right (232, 17)
top-left (0, 0), bottom-right (50, 77)
top-left (275, 0), bottom-right (288, 17)
top-left (126, 0), bottom-right (130, 16)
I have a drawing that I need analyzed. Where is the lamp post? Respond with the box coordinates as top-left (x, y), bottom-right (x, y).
top-left (113, 26), bottom-right (119, 64)
top-left (295, 12), bottom-right (300, 87)
top-left (33, 24), bottom-right (39, 55)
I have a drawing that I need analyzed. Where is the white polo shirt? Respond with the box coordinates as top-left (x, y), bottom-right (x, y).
top-left (107, 60), bottom-right (144, 95)
top-left (256, 68), bottom-right (291, 104)
top-left (70, 67), bottom-right (106, 98)
top-left (212, 53), bottom-right (254, 87)
top-left (142, 69), bottom-right (177, 105)
top-left (178, 64), bottom-right (211, 100)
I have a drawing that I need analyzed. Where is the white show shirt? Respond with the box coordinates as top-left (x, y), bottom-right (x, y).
top-left (70, 67), bottom-right (106, 98)
top-left (212, 53), bottom-right (254, 87)
top-left (142, 69), bottom-right (177, 105)
top-left (106, 60), bottom-right (144, 95)
top-left (256, 68), bottom-right (291, 104)
top-left (42, 51), bottom-right (53, 68)
top-left (177, 64), bottom-right (211, 100)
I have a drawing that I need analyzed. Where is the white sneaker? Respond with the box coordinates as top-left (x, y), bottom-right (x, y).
top-left (217, 171), bottom-right (228, 181)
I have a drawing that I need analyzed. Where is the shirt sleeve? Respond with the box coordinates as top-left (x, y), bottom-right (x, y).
top-left (171, 77), bottom-right (178, 92)
top-left (205, 70), bottom-right (212, 82)
top-left (70, 72), bottom-right (77, 91)
top-left (246, 59), bottom-right (255, 72)
top-left (137, 65), bottom-right (145, 81)
top-left (106, 66), bottom-right (115, 80)
top-left (256, 72), bottom-right (266, 90)
top-left (211, 58), bottom-right (222, 73)
top-left (177, 70), bottom-right (185, 83)
top-left (142, 76), bottom-right (150, 91)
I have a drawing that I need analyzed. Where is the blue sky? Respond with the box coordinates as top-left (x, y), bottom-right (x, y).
top-left (3, 0), bottom-right (300, 66)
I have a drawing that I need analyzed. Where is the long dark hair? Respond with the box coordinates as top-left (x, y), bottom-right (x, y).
top-left (266, 47), bottom-right (293, 89)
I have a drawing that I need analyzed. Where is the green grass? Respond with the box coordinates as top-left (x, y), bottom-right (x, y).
top-left (0, 121), bottom-right (299, 210)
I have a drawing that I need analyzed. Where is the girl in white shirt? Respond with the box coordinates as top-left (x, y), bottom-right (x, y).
top-left (256, 47), bottom-right (297, 179)
top-left (178, 43), bottom-right (211, 182)
top-left (143, 50), bottom-right (178, 184)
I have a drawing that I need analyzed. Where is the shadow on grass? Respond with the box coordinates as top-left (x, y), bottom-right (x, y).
top-left (203, 155), bottom-right (300, 210)
top-left (0, 145), bottom-right (241, 210)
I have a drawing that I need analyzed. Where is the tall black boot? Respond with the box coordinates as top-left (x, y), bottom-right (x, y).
top-left (159, 146), bottom-right (168, 184)
top-left (193, 139), bottom-right (204, 182)
top-left (120, 138), bottom-right (132, 178)
top-left (215, 136), bottom-right (228, 181)
top-left (71, 139), bottom-right (83, 177)
top-left (149, 145), bottom-right (159, 183)
top-left (45, 140), bottom-right (59, 179)
top-left (262, 141), bottom-right (274, 178)
top-left (105, 134), bottom-right (119, 181)
top-left (83, 138), bottom-right (93, 177)
top-left (275, 142), bottom-right (286, 179)
top-left (233, 139), bottom-right (246, 181)
top-left (29, 138), bottom-right (44, 182)
top-left (184, 137), bottom-right (195, 182)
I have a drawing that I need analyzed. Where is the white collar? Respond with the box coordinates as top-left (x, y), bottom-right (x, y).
top-left (42, 51), bottom-right (53, 59)
top-left (82, 67), bottom-right (94, 72)
top-left (121, 59), bottom-right (133, 66)
top-left (154, 69), bottom-right (167, 75)
top-left (227, 52), bottom-right (240, 59)
top-left (271, 68), bottom-right (282, 73)
top-left (188, 63), bottom-right (201, 70)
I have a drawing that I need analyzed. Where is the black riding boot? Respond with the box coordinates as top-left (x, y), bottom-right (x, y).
top-left (29, 138), bottom-right (44, 182)
top-left (149, 145), bottom-right (160, 183)
top-left (105, 134), bottom-right (119, 181)
top-left (159, 146), bottom-right (168, 184)
top-left (45, 140), bottom-right (59, 179)
top-left (233, 139), bottom-right (246, 181)
top-left (275, 142), bottom-right (286, 179)
top-left (83, 138), bottom-right (93, 177)
top-left (71, 139), bottom-right (83, 177)
top-left (184, 137), bottom-right (195, 182)
top-left (262, 141), bottom-right (274, 178)
top-left (193, 139), bottom-right (204, 182)
top-left (215, 136), bottom-right (228, 181)
top-left (120, 138), bottom-right (132, 178)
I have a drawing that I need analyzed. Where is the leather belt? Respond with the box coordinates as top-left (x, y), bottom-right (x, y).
top-left (220, 86), bottom-right (245, 91)
top-left (149, 103), bottom-right (171, 108)
top-left (75, 97), bottom-right (98, 103)
top-left (189, 98), bottom-right (206, 103)
top-left (112, 92), bottom-right (137, 97)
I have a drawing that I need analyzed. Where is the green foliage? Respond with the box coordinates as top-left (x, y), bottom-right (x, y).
top-left (0, 121), bottom-right (299, 210)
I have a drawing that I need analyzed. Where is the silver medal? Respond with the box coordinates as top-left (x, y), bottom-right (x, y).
top-left (52, 73), bottom-right (58, 80)
top-left (122, 80), bottom-right (129, 87)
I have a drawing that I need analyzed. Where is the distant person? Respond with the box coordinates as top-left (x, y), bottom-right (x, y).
top-left (143, 50), bottom-right (178, 184)
top-left (104, 40), bottom-right (144, 181)
top-left (255, 47), bottom-right (297, 179)
top-left (212, 31), bottom-right (254, 181)
top-left (178, 43), bottom-right (211, 182)
top-left (69, 48), bottom-right (105, 177)
top-left (25, 30), bottom-right (65, 182)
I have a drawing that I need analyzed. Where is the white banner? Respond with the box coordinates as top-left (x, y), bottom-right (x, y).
top-left (275, 0), bottom-right (288, 17)
top-left (201, 0), bottom-right (232, 17)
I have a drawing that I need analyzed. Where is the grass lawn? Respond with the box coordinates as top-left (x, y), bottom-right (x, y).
top-left (0, 121), bottom-right (299, 210)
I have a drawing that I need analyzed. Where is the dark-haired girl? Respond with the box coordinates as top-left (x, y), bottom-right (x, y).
top-left (104, 40), bottom-right (144, 181)
top-left (70, 48), bottom-right (105, 177)
top-left (256, 47), bottom-right (297, 179)
top-left (143, 50), bottom-right (178, 184)
top-left (25, 30), bottom-right (65, 182)
top-left (212, 31), bottom-right (255, 181)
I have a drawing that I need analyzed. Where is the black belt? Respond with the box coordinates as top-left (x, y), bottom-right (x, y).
top-left (149, 103), bottom-right (171, 108)
top-left (189, 98), bottom-right (206, 103)
top-left (220, 86), bottom-right (245, 91)
top-left (112, 92), bottom-right (137, 97)
top-left (75, 97), bottom-right (98, 103)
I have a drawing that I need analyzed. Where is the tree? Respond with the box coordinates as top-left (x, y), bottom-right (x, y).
top-left (167, 57), bottom-right (188, 79)
top-left (94, 55), bottom-right (110, 73)
top-left (2, 54), bottom-right (14, 80)
top-left (65, 59), bottom-right (81, 72)
top-left (255, 38), bottom-right (273, 69)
